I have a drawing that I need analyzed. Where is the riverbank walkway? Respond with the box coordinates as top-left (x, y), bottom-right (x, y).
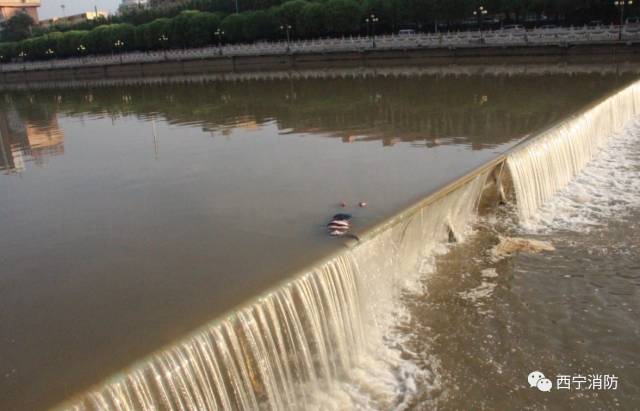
top-left (2, 24), bottom-right (639, 73)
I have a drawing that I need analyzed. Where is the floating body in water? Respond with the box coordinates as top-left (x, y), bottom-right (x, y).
top-left (327, 213), bottom-right (352, 236)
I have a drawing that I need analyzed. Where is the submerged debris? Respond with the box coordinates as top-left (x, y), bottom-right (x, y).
top-left (481, 268), bottom-right (498, 278)
top-left (491, 236), bottom-right (555, 261)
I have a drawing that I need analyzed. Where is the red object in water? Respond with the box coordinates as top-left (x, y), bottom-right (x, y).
top-left (359, 202), bottom-right (368, 208)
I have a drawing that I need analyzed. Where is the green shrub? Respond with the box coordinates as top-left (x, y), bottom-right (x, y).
top-left (243, 10), bottom-right (279, 41)
top-left (325, 0), bottom-right (362, 35)
top-left (221, 13), bottom-right (248, 43)
top-left (298, 3), bottom-right (328, 38)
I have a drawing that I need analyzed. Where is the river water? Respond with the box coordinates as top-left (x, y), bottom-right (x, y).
top-left (404, 118), bottom-right (640, 410)
top-left (0, 66), bottom-right (638, 410)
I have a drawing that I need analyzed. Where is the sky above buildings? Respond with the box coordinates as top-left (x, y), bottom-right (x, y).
top-left (40, 0), bottom-right (121, 19)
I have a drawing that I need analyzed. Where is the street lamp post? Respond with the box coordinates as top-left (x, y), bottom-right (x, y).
top-left (473, 6), bottom-right (488, 42)
top-left (114, 40), bottom-right (125, 63)
top-left (365, 14), bottom-right (379, 47)
top-left (18, 51), bottom-right (27, 69)
top-left (280, 24), bottom-right (292, 51)
top-left (45, 48), bottom-right (55, 67)
top-left (215, 29), bottom-right (225, 55)
top-left (615, 0), bottom-right (633, 40)
top-left (77, 44), bottom-right (87, 63)
top-left (114, 40), bottom-right (125, 53)
top-left (158, 34), bottom-right (169, 59)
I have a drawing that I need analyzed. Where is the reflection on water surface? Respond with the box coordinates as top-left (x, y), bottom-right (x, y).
top-left (0, 68), bottom-right (634, 410)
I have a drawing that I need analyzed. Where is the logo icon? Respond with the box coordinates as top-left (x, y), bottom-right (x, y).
top-left (528, 371), bottom-right (553, 392)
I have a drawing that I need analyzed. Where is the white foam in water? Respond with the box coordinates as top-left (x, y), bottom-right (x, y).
top-left (296, 79), bottom-right (640, 408)
top-left (319, 171), bottom-right (489, 410)
top-left (458, 281), bottom-right (497, 303)
top-left (523, 118), bottom-right (640, 232)
top-left (481, 268), bottom-right (498, 278)
top-left (507, 80), bottom-right (640, 224)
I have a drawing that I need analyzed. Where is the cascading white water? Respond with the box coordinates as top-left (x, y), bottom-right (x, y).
top-left (352, 172), bottom-right (490, 338)
top-left (68, 256), bottom-right (363, 411)
top-left (60, 169), bottom-right (491, 410)
top-left (507, 80), bottom-right (640, 223)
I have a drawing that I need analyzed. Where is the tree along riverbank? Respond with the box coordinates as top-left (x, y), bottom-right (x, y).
top-left (2, 42), bottom-right (640, 85)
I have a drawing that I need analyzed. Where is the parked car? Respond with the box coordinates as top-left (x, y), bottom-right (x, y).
top-left (482, 17), bottom-right (500, 24)
top-left (539, 24), bottom-right (558, 30)
top-left (502, 24), bottom-right (525, 32)
top-left (398, 29), bottom-right (416, 36)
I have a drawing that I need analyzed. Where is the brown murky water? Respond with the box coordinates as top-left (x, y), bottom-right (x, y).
top-left (401, 119), bottom-right (640, 410)
top-left (0, 67), bottom-right (637, 410)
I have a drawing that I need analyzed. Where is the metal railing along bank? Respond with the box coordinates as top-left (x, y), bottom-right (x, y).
top-left (2, 24), bottom-right (639, 73)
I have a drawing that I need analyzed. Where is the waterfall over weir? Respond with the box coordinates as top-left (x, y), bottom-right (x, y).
top-left (72, 256), bottom-right (364, 411)
top-left (507, 80), bottom-right (640, 223)
top-left (61, 170), bottom-right (491, 410)
top-left (61, 79), bottom-right (640, 411)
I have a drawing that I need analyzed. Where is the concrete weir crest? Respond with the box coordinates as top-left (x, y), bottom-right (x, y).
top-left (55, 78), bottom-right (640, 410)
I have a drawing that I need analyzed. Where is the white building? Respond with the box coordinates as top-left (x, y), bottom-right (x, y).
top-left (120, 0), bottom-right (148, 8)
top-left (0, 0), bottom-right (41, 23)
top-left (40, 11), bottom-right (108, 28)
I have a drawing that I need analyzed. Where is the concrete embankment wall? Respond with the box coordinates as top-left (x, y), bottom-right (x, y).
top-left (4, 42), bottom-right (640, 84)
